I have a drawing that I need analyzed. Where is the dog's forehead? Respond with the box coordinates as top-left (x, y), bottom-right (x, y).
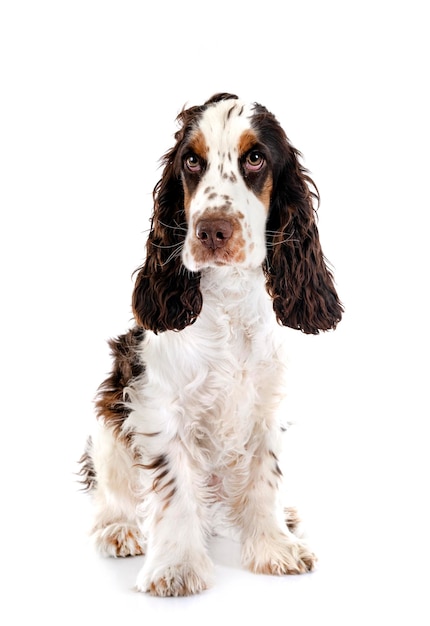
top-left (197, 99), bottom-right (255, 151)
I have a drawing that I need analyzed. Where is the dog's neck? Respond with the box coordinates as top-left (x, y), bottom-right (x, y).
top-left (197, 265), bottom-right (273, 331)
top-left (199, 265), bottom-right (265, 294)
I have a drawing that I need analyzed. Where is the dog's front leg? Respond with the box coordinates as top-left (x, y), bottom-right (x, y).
top-left (228, 434), bottom-right (317, 576)
top-left (135, 438), bottom-right (212, 596)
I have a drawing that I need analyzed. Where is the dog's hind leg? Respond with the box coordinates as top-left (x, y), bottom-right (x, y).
top-left (80, 425), bottom-right (146, 557)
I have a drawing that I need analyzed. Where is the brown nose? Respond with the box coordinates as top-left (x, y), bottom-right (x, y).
top-left (196, 219), bottom-right (233, 249)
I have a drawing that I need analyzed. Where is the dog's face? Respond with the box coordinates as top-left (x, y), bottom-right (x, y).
top-left (180, 99), bottom-right (272, 272)
top-left (132, 93), bottom-right (343, 334)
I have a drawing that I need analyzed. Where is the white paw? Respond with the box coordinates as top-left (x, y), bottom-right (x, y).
top-left (92, 522), bottom-right (146, 557)
top-left (135, 555), bottom-right (212, 596)
top-left (243, 532), bottom-right (317, 575)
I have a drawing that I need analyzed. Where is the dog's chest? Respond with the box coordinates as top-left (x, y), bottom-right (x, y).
top-left (175, 312), bottom-right (283, 455)
top-left (138, 272), bottom-right (285, 460)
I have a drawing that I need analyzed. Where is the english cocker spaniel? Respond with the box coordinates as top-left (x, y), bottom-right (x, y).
top-left (79, 93), bottom-right (343, 596)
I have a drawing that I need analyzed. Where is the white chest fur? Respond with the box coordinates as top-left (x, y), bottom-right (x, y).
top-left (128, 267), bottom-right (286, 467)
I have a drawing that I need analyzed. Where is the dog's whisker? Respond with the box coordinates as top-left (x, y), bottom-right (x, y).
top-left (157, 219), bottom-right (188, 233)
top-left (158, 245), bottom-right (184, 267)
top-left (151, 241), bottom-right (183, 250)
top-left (266, 231), bottom-right (298, 246)
top-left (266, 237), bottom-right (300, 247)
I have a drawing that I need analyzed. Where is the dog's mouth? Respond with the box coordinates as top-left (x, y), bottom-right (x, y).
top-left (187, 245), bottom-right (246, 270)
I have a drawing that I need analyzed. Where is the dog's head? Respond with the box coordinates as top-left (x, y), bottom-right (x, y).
top-left (133, 93), bottom-right (343, 333)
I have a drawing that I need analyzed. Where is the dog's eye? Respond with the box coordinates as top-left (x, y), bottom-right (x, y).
top-left (184, 154), bottom-right (202, 173)
top-left (245, 151), bottom-right (265, 171)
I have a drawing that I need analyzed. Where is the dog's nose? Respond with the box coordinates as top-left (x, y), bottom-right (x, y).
top-left (196, 219), bottom-right (233, 249)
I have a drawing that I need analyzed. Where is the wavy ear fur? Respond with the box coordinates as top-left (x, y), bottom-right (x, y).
top-left (132, 119), bottom-right (202, 333)
top-left (259, 110), bottom-right (343, 334)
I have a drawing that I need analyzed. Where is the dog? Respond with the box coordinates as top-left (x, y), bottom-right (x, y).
top-left (79, 93), bottom-right (343, 596)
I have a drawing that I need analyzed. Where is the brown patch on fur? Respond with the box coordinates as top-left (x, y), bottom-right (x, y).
top-left (189, 129), bottom-right (209, 161)
top-left (95, 327), bottom-right (145, 439)
top-left (222, 171), bottom-right (237, 183)
top-left (161, 486), bottom-right (177, 511)
top-left (239, 129), bottom-right (259, 156)
top-left (148, 568), bottom-right (208, 597)
top-left (149, 579), bottom-right (169, 596)
top-left (269, 450), bottom-right (283, 477)
top-left (248, 548), bottom-right (316, 575)
top-left (102, 525), bottom-right (145, 557)
top-left (138, 453), bottom-right (176, 506)
top-left (138, 454), bottom-right (168, 472)
top-left (183, 130), bottom-right (209, 216)
top-left (183, 186), bottom-right (192, 216)
top-left (257, 171), bottom-right (273, 210)
top-left (152, 468), bottom-right (169, 491)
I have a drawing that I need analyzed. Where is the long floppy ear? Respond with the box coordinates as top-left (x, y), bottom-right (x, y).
top-left (264, 134), bottom-right (343, 334)
top-left (132, 120), bottom-right (202, 333)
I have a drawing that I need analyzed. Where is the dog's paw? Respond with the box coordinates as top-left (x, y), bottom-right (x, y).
top-left (135, 556), bottom-right (212, 596)
top-left (243, 532), bottom-right (317, 575)
top-left (92, 522), bottom-right (146, 557)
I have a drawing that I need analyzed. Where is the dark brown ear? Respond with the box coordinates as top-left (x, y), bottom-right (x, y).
top-left (132, 142), bottom-right (202, 333)
top-left (264, 140), bottom-right (343, 334)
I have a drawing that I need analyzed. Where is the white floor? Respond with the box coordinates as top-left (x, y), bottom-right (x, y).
top-left (2, 1), bottom-right (429, 624)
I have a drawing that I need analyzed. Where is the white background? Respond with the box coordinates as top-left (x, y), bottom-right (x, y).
top-left (1, 1), bottom-right (429, 623)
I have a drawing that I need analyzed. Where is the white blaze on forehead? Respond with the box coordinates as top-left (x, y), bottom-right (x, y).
top-left (197, 99), bottom-right (255, 159)
top-left (181, 98), bottom-right (269, 272)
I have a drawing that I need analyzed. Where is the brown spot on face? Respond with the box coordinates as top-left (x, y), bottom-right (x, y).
top-left (257, 173), bottom-right (273, 211)
top-left (239, 129), bottom-right (259, 156)
top-left (188, 129), bottom-right (208, 162)
top-left (237, 129), bottom-right (273, 208)
top-left (182, 130), bottom-right (209, 216)
top-left (183, 185), bottom-right (192, 217)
